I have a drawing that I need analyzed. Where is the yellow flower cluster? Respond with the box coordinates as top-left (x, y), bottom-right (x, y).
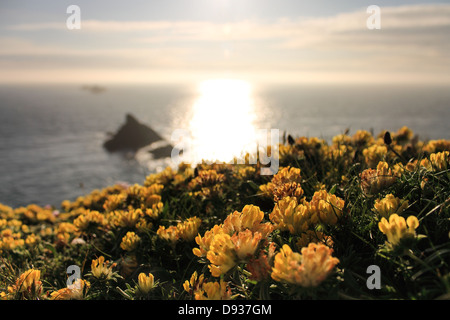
top-left (363, 144), bottom-right (388, 168)
top-left (423, 139), bottom-right (450, 154)
top-left (0, 228), bottom-right (25, 252)
top-left (270, 197), bottom-right (311, 234)
top-left (193, 205), bottom-right (273, 277)
top-left (270, 190), bottom-right (345, 234)
top-left (378, 214), bottom-right (420, 247)
top-left (187, 169), bottom-right (226, 198)
top-left (259, 166), bottom-right (303, 201)
top-left (429, 151), bottom-right (449, 171)
top-left (373, 194), bottom-right (409, 218)
top-left (271, 243), bottom-right (339, 287)
top-left (120, 231), bottom-right (141, 251)
top-left (352, 130), bottom-right (375, 146)
top-left (157, 216), bottom-right (202, 244)
top-left (360, 161), bottom-right (397, 195)
top-left (7, 269), bottom-right (42, 299)
top-left (309, 190), bottom-right (345, 225)
top-left (50, 279), bottom-right (90, 300)
top-left (183, 271), bottom-right (232, 300)
top-left (61, 184), bottom-right (127, 212)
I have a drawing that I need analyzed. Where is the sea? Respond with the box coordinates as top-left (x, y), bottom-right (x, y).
top-left (0, 82), bottom-right (449, 208)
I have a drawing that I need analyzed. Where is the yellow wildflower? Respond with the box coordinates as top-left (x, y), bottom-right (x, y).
top-left (111, 209), bottom-right (141, 228)
top-left (269, 197), bottom-right (312, 234)
top-left (50, 279), bottom-right (90, 300)
top-left (183, 271), bottom-right (205, 295)
top-left (8, 269), bottom-right (42, 297)
top-left (145, 201), bottom-right (164, 219)
top-left (193, 224), bottom-right (225, 258)
top-left (207, 233), bottom-right (237, 277)
top-left (259, 166), bottom-right (302, 200)
top-left (138, 273), bottom-right (155, 294)
top-left (363, 144), bottom-right (387, 168)
top-left (308, 190), bottom-right (345, 225)
top-left (222, 205), bottom-right (273, 238)
top-left (90, 256), bottom-right (116, 279)
top-left (246, 242), bottom-right (277, 281)
top-left (352, 130), bottom-right (374, 146)
top-left (193, 279), bottom-right (232, 300)
top-left (120, 231), bottom-right (141, 251)
top-left (395, 126), bottom-right (414, 142)
top-left (231, 229), bottom-right (263, 261)
top-left (378, 214), bottom-right (419, 247)
top-left (423, 139), bottom-right (450, 153)
top-left (144, 166), bottom-right (175, 186)
top-left (73, 210), bottom-right (106, 231)
top-left (271, 243), bottom-right (339, 287)
top-left (332, 133), bottom-right (352, 146)
top-left (25, 233), bottom-right (39, 247)
top-left (156, 225), bottom-right (179, 244)
top-left (373, 194), bottom-right (409, 218)
top-left (296, 230), bottom-right (334, 249)
top-left (103, 193), bottom-right (127, 212)
top-left (360, 161), bottom-right (396, 194)
top-left (176, 217), bottom-right (202, 242)
top-left (136, 219), bottom-right (153, 233)
top-left (429, 151), bottom-right (449, 171)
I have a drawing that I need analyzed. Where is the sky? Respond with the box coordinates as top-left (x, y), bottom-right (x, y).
top-left (0, 0), bottom-right (449, 85)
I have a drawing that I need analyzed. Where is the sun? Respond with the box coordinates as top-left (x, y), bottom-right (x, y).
top-left (188, 79), bottom-right (258, 163)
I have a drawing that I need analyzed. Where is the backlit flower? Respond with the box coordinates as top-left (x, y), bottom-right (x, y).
top-left (120, 231), bottom-right (141, 251)
top-left (363, 144), bottom-right (387, 168)
top-left (231, 229), bottom-right (263, 261)
top-left (271, 243), bottom-right (339, 287)
top-left (352, 130), bottom-right (374, 146)
top-left (111, 209), bottom-right (141, 228)
top-left (73, 210), bottom-right (106, 231)
top-left (373, 194), bottom-right (408, 218)
top-left (193, 279), bottom-right (232, 300)
top-left (9, 269), bottom-right (42, 297)
top-left (183, 271), bottom-right (205, 295)
top-left (138, 273), bottom-right (155, 294)
top-left (246, 242), bottom-right (276, 281)
top-left (193, 224), bottom-right (224, 258)
top-left (308, 190), bottom-right (345, 225)
top-left (222, 205), bottom-right (273, 238)
top-left (145, 201), bottom-right (164, 219)
top-left (157, 225), bottom-right (179, 244)
top-left (429, 151), bottom-right (449, 172)
top-left (272, 182), bottom-right (304, 202)
top-left (176, 217), bottom-right (202, 242)
top-left (423, 139), bottom-right (450, 153)
top-left (378, 214), bottom-right (419, 247)
top-left (297, 243), bottom-right (340, 287)
top-left (260, 166), bottom-right (302, 200)
top-left (296, 230), bottom-right (333, 249)
top-left (207, 233), bottom-right (237, 277)
top-left (269, 197), bottom-right (312, 234)
top-left (360, 161), bottom-right (397, 194)
top-left (49, 279), bottom-right (90, 300)
top-left (90, 256), bottom-right (116, 279)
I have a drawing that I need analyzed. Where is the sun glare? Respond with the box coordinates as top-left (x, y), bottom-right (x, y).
top-left (188, 79), bottom-right (258, 163)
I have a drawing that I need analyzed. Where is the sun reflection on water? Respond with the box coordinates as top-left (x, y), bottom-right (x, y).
top-left (188, 79), bottom-right (259, 164)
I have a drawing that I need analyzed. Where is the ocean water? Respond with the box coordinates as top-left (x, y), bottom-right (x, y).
top-left (0, 83), bottom-right (448, 208)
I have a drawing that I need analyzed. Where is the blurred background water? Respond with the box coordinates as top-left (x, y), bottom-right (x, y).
top-left (0, 82), bottom-right (448, 208)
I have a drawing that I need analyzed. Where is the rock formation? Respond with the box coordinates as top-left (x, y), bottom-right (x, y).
top-left (103, 114), bottom-right (172, 159)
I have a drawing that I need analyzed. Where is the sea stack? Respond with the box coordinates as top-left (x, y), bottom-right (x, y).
top-left (103, 113), bottom-right (170, 156)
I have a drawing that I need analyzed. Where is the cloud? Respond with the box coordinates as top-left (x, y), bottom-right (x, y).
top-left (1, 3), bottom-right (450, 84)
